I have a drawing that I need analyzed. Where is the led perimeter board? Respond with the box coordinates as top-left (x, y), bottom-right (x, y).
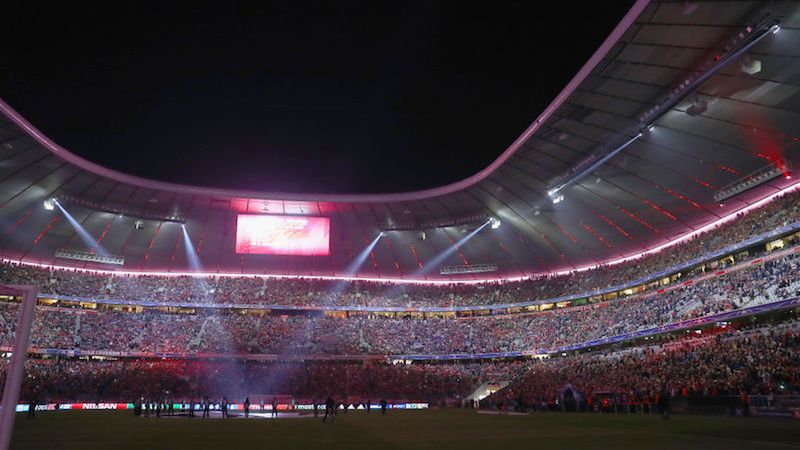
top-left (235, 215), bottom-right (330, 256)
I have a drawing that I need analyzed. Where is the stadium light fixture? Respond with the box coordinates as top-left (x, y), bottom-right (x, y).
top-left (489, 217), bottom-right (501, 230)
top-left (772, 24), bottom-right (780, 34)
top-left (43, 198), bottom-right (56, 211)
top-left (648, 125), bottom-right (655, 132)
top-left (551, 194), bottom-right (565, 204)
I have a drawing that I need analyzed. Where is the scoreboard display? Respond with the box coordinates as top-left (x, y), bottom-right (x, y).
top-left (235, 214), bottom-right (330, 256)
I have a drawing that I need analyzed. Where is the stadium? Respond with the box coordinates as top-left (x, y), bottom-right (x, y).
top-left (1, 0), bottom-right (800, 449)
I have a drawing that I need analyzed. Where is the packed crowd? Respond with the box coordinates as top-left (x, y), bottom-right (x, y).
top-left (1, 250), bottom-right (797, 356)
top-left (489, 322), bottom-right (800, 408)
top-left (1, 189), bottom-right (798, 309)
top-left (12, 358), bottom-right (526, 404)
top-left (10, 320), bottom-right (800, 406)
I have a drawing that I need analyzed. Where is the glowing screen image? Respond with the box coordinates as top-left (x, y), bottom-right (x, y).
top-left (235, 215), bottom-right (330, 256)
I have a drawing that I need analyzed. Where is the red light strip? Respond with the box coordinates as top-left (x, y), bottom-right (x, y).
top-left (661, 186), bottom-right (703, 209)
top-left (96, 215), bottom-right (117, 245)
top-left (409, 244), bottom-right (423, 269)
top-left (620, 207), bottom-right (658, 233)
top-left (5, 210), bottom-right (31, 235)
top-left (383, 237), bottom-right (403, 277)
top-left (143, 222), bottom-right (162, 264)
top-left (693, 178), bottom-right (714, 189)
top-left (598, 214), bottom-right (633, 240)
top-left (442, 229), bottom-right (470, 266)
top-left (535, 230), bottom-right (564, 259)
top-left (33, 216), bottom-right (59, 245)
top-left (718, 165), bottom-right (741, 175)
top-left (2, 180), bottom-right (798, 286)
top-left (640, 198), bottom-right (677, 221)
top-left (580, 222), bottom-right (613, 248)
top-left (552, 222), bottom-right (578, 246)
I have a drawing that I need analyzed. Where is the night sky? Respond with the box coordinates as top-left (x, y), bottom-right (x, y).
top-left (1, 1), bottom-right (633, 194)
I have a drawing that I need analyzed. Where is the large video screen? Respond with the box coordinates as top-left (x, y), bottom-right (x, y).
top-left (235, 215), bottom-right (330, 256)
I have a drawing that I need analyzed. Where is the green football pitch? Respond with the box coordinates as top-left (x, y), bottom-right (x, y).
top-left (10, 409), bottom-right (800, 450)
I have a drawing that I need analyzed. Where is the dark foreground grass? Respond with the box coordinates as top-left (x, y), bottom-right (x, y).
top-left (10, 409), bottom-right (800, 450)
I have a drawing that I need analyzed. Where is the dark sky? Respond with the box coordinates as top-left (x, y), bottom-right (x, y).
top-left (1, 1), bottom-right (634, 194)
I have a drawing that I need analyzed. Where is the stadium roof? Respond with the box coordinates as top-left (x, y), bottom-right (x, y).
top-left (1, 0), bottom-right (799, 281)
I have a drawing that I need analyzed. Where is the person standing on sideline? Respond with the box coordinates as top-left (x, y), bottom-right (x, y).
top-left (27, 396), bottom-right (36, 420)
top-left (244, 397), bottom-right (251, 418)
top-left (658, 386), bottom-right (671, 421)
top-left (380, 398), bottom-right (388, 415)
top-left (323, 396), bottom-right (336, 423)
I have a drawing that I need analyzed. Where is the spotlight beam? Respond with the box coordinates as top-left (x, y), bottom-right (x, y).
top-left (415, 221), bottom-right (489, 276)
top-left (343, 232), bottom-right (383, 277)
top-left (181, 225), bottom-right (203, 271)
top-left (54, 201), bottom-right (110, 257)
top-left (323, 232), bottom-right (384, 303)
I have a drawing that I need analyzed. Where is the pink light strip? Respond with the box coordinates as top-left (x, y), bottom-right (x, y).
top-left (547, 180), bottom-right (800, 277)
top-left (2, 179), bottom-right (798, 286)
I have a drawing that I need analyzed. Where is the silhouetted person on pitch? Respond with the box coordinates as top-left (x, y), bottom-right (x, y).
top-left (658, 386), bottom-right (671, 421)
top-left (380, 398), bottom-right (388, 415)
top-left (323, 396), bottom-right (336, 423)
top-left (272, 397), bottom-right (278, 417)
top-left (203, 398), bottom-right (210, 418)
top-left (27, 397), bottom-right (36, 420)
top-left (244, 397), bottom-right (251, 418)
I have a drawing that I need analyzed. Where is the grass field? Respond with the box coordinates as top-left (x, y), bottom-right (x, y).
top-left (10, 409), bottom-right (800, 450)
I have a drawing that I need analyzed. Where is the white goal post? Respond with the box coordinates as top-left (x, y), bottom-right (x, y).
top-left (0, 285), bottom-right (38, 450)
